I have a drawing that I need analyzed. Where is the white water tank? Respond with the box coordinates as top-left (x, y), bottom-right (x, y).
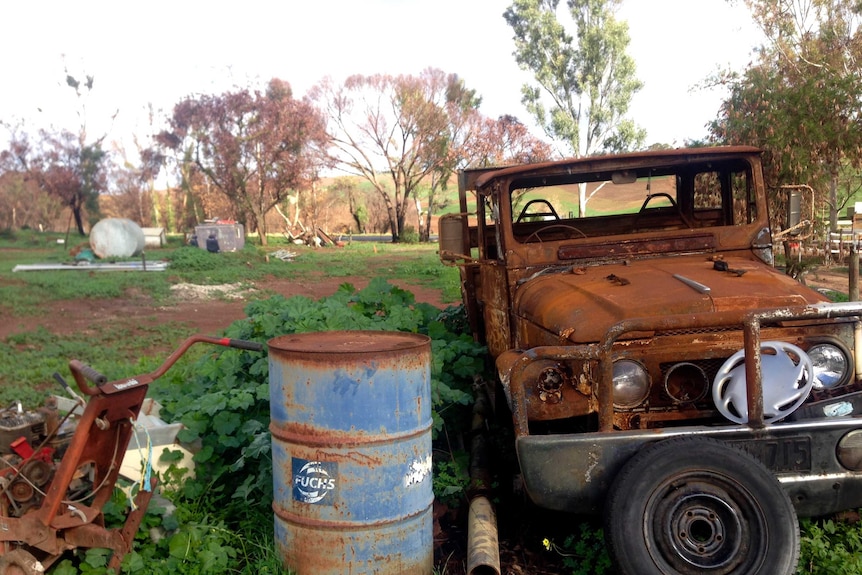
top-left (89, 218), bottom-right (146, 258)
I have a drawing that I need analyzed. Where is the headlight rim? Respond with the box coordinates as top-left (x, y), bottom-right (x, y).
top-left (663, 361), bottom-right (709, 404)
top-left (612, 358), bottom-right (651, 409)
top-left (806, 338), bottom-right (852, 391)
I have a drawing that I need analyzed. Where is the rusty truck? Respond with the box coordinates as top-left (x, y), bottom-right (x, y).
top-left (439, 146), bottom-right (862, 575)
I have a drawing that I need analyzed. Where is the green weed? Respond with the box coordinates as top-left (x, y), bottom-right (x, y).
top-left (543, 522), bottom-right (612, 575)
top-left (798, 515), bottom-right (862, 574)
top-left (433, 454), bottom-right (470, 510)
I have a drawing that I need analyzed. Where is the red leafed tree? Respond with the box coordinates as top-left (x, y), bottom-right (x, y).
top-left (469, 114), bottom-right (554, 167)
top-left (4, 129), bottom-right (107, 236)
top-left (3, 73), bottom-right (113, 236)
top-left (159, 79), bottom-right (328, 245)
top-left (420, 109), bottom-right (553, 241)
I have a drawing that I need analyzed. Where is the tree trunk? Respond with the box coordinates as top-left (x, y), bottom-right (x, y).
top-left (151, 189), bottom-right (162, 229)
top-left (72, 204), bottom-right (86, 236)
top-left (578, 182), bottom-right (587, 217)
top-left (422, 205), bottom-right (433, 242)
top-left (416, 196), bottom-right (427, 242)
top-left (257, 210), bottom-right (269, 246)
top-left (380, 192), bottom-right (399, 242)
top-left (395, 186), bottom-right (411, 242)
top-left (396, 210), bottom-right (406, 242)
top-left (352, 211), bottom-right (365, 234)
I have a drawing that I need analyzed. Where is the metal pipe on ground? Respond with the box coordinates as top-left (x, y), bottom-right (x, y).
top-left (468, 496), bottom-right (500, 575)
top-left (467, 382), bottom-right (501, 575)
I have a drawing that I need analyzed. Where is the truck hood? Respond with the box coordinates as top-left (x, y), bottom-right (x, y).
top-left (513, 255), bottom-right (827, 343)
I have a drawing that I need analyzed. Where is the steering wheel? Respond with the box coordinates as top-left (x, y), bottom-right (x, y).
top-left (516, 199), bottom-right (561, 223)
top-left (712, 341), bottom-right (814, 424)
top-left (634, 193), bottom-right (695, 229)
top-left (524, 224), bottom-right (588, 243)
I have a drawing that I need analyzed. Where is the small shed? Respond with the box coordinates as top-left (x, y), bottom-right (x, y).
top-left (194, 223), bottom-right (245, 252)
top-left (142, 227), bottom-right (166, 248)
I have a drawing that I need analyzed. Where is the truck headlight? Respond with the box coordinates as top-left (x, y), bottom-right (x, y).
top-left (613, 360), bottom-right (650, 408)
top-left (808, 343), bottom-right (849, 390)
top-left (838, 430), bottom-right (862, 470)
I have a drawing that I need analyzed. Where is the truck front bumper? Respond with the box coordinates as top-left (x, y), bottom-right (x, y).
top-left (517, 416), bottom-right (862, 516)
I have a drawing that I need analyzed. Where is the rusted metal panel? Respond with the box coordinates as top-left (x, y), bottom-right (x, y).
top-left (478, 264), bottom-right (512, 358)
top-left (503, 303), bottom-right (862, 433)
top-left (516, 417), bottom-right (862, 516)
top-left (512, 255), bottom-right (824, 346)
top-left (558, 233), bottom-right (716, 260)
top-left (473, 145), bottom-right (763, 190)
top-left (268, 331), bottom-right (433, 575)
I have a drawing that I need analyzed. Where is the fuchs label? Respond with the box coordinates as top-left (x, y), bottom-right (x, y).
top-left (292, 458), bottom-right (337, 504)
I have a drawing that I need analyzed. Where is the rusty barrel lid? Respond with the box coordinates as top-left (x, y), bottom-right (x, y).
top-left (268, 330), bottom-right (430, 357)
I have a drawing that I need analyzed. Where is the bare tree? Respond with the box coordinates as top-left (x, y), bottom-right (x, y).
top-left (312, 69), bottom-right (462, 242)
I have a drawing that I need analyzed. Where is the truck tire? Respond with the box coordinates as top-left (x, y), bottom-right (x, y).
top-left (604, 436), bottom-right (799, 575)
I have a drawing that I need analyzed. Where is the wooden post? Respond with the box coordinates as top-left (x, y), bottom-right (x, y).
top-left (851, 242), bottom-right (859, 302)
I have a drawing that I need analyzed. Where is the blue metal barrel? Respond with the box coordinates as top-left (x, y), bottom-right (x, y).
top-left (268, 331), bottom-right (433, 574)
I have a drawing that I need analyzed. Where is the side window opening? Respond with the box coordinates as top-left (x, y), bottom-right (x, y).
top-left (693, 168), bottom-right (754, 226)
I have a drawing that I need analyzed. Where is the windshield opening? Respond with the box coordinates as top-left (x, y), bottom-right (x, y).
top-left (509, 160), bottom-right (754, 243)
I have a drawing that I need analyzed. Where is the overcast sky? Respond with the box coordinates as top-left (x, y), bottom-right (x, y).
top-left (1, 0), bottom-right (761, 152)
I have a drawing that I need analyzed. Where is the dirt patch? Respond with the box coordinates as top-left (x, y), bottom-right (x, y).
top-left (804, 266), bottom-right (854, 295)
top-left (1, 265), bottom-right (846, 344)
top-left (0, 276), bottom-right (450, 342)
top-left (169, 282), bottom-right (252, 300)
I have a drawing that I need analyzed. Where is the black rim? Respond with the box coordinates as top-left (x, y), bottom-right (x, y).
top-left (644, 473), bottom-right (766, 574)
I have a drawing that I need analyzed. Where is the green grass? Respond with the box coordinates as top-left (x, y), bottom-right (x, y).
top-left (0, 232), bottom-right (467, 574)
top-left (0, 232), bottom-right (462, 319)
top-left (0, 231), bottom-right (461, 401)
top-left (0, 322), bottom-right (196, 404)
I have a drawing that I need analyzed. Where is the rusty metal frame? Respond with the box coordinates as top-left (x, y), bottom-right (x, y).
top-left (504, 302), bottom-right (862, 437)
top-left (0, 335), bottom-right (262, 572)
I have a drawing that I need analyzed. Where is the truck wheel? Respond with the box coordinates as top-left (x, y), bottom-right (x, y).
top-left (604, 437), bottom-right (799, 575)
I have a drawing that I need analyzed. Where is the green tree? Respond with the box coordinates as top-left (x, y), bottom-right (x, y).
top-left (504, 0), bottom-right (645, 214)
top-left (710, 0), bottom-right (862, 232)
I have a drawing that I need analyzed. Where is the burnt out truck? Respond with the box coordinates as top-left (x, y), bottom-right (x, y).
top-left (438, 146), bottom-right (862, 575)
